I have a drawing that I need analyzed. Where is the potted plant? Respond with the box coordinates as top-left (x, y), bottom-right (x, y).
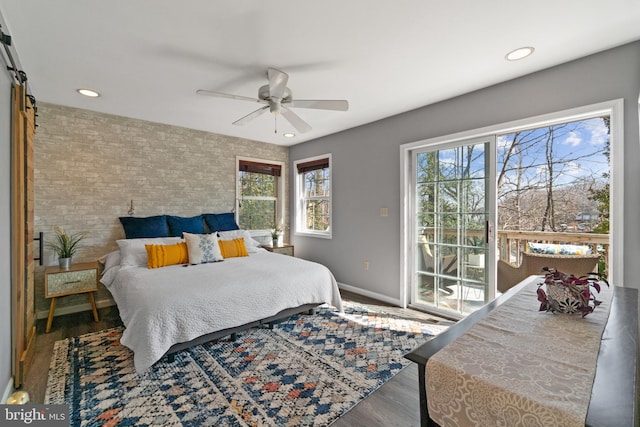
top-left (46, 226), bottom-right (85, 269)
top-left (270, 225), bottom-right (282, 247)
top-left (536, 268), bottom-right (609, 317)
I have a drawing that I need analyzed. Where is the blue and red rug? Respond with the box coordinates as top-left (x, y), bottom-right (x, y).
top-left (45, 302), bottom-right (446, 426)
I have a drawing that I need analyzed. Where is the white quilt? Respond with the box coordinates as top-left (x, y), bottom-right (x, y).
top-left (103, 250), bottom-right (343, 374)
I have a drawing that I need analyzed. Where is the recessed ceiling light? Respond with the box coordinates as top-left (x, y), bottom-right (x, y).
top-left (283, 133), bottom-right (296, 138)
top-left (76, 88), bottom-right (100, 97)
top-left (505, 47), bottom-right (535, 61)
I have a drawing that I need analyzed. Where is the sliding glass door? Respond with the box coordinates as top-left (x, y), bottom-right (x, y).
top-left (412, 137), bottom-right (495, 316)
top-left (405, 101), bottom-right (622, 318)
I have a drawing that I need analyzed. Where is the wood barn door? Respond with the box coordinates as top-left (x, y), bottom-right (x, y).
top-left (11, 83), bottom-right (36, 388)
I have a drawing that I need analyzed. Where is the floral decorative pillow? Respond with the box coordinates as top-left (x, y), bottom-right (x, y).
top-left (528, 242), bottom-right (592, 255)
top-left (183, 232), bottom-right (224, 264)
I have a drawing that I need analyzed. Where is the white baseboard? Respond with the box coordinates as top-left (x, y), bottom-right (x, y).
top-left (1, 377), bottom-right (13, 404)
top-left (36, 298), bottom-right (116, 320)
top-left (337, 282), bottom-right (402, 306)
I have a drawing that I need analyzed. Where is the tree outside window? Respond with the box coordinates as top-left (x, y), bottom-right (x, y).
top-left (497, 116), bottom-right (609, 233)
top-left (238, 159), bottom-right (282, 230)
top-left (303, 168), bottom-right (330, 231)
top-left (295, 155), bottom-right (331, 237)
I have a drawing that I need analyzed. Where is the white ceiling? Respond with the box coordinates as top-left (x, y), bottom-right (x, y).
top-left (1, 1), bottom-right (639, 146)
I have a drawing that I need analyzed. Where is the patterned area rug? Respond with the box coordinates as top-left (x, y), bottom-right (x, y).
top-left (45, 302), bottom-right (446, 426)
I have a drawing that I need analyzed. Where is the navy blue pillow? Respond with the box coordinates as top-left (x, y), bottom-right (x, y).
top-left (119, 215), bottom-right (170, 239)
top-left (167, 215), bottom-right (205, 237)
top-left (203, 213), bottom-right (240, 232)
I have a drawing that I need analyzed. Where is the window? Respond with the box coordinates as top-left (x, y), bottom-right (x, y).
top-left (237, 158), bottom-right (284, 231)
top-left (400, 99), bottom-right (623, 314)
top-left (295, 154), bottom-right (332, 238)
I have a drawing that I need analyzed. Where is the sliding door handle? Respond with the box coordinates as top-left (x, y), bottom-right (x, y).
top-left (485, 221), bottom-right (490, 244)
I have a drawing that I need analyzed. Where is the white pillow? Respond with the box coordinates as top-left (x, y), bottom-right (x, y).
top-left (183, 232), bottom-right (224, 264)
top-left (98, 250), bottom-right (121, 272)
top-left (218, 229), bottom-right (262, 253)
top-left (117, 237), bottom-right (183, 269)
top-left (100, 264), bottom-right (121, 288)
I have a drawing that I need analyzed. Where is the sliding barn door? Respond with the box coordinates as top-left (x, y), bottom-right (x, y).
top-left (11, 83), bottom-right (36, 388)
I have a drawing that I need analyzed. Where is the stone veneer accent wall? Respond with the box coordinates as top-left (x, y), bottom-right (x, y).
top-left (34, 103), bottom-right (288, 317)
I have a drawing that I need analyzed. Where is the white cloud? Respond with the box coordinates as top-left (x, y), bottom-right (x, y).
top-left (536, 164), bottom-right (549, 176)
top-left (563, 131), bottom-right (582, 147)
top-left (588, 121), bottom-right (608, 146)
top-left (497, 135), bottom-right (512, 148)
top-left (563, 161), bottom-right (583, 176)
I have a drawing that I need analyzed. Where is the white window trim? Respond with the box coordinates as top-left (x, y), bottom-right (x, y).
top-left (236, 156), bottom-right (285, 238)
top-left (400, 99), bottom-right (624, 308)
top-left (294, 153), bottom-right (333, 239)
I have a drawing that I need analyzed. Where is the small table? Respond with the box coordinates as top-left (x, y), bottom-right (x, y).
top-left (262, 243), bottom-right (294, 256)
top-left (44, 261), bottom-right (100, 333)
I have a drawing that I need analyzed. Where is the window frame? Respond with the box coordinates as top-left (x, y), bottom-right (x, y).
top-left (294, 153), bottom-right (332, 239)
top-left (400, 99), bottom-right (624, 309)
top-left (236, 156), bottom-right (285, 235)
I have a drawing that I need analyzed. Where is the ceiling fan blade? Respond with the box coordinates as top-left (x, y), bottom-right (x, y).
top-left (196, 89), bottom-right (259, 103)
top-left (233, 106), bottom-right (269, 126)
top-left (281, 107), bottom-right (312, 133)
top-left (287, 99), bottom-right (349, 111)
top-left (267, 68), bottom-right (289, 100)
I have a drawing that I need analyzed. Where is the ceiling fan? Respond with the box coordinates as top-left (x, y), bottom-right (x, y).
top-left (196, 68), bottom-right (348, 134)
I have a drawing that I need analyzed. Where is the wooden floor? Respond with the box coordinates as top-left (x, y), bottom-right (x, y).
top-left (21, 290), bottom-right (449, 426)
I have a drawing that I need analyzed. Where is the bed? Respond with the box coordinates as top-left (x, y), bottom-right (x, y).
top-left (101, 217), bottom-right (343, 374)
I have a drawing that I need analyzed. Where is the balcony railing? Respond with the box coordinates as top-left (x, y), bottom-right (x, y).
top-left (417, 228), bottom-right (609, 315)
top-left (498, 230), bottom-right (609, 274)
top-left (420, 227), bottom-right (610, 274)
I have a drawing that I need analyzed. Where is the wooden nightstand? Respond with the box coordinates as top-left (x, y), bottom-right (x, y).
top-left (44, 261), bottom-right (100, 333)
top-left (262, 243), bottom-right (294, 256)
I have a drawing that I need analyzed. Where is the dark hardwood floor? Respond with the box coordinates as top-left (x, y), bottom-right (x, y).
top-left (21, 291), bottom-right (449, 426)
top-left (24, 304), bottom-right (124, 403)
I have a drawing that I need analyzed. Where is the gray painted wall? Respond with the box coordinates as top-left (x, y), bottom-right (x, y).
top-left (0, 40), bottom-right (14, 399)
top-left (289, 41), bottom-right (640, 302)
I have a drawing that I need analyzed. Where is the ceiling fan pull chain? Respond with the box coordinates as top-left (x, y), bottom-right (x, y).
top-left (274, 115), bottom-right (277, 134)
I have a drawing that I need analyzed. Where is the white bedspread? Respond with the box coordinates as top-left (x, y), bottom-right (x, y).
top-left (103, 250), bottom-right (343, 373)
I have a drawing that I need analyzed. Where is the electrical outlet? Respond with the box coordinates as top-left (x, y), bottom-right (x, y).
top-left (363, 261), bottom-right (369, 270)
top-left (380, 207), bottom-right (388, 217)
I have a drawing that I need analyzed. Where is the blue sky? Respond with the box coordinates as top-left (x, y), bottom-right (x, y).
top-left (497, 116), bottom-right (609, 188)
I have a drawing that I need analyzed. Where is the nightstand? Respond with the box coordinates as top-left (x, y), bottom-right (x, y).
top-left (262, 243), bottom-right (294, 256)
top-left (44, 261), bottom-right (100, 333)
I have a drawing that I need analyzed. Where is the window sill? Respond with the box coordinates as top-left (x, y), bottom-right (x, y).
top-left (295, 231), bottom-right (332, 239)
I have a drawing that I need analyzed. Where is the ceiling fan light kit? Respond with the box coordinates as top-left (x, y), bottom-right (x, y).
top-left (197, 68), bottom-right (348, 134)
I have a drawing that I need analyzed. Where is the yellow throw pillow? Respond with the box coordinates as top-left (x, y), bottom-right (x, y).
top-left (145, 242), bottom-right (189, 269)
top-left (218, 238), bottom-right (249, 259)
